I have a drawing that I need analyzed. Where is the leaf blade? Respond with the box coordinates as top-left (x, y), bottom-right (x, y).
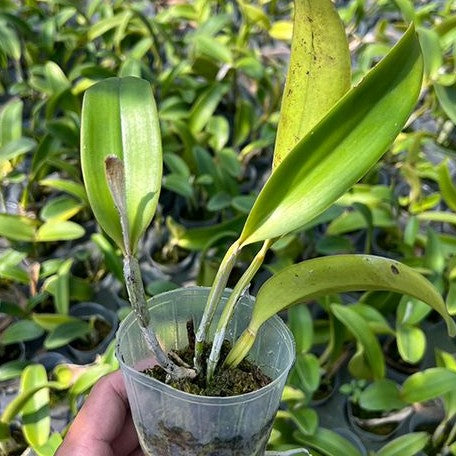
top-left (81, 77), bottom-right (162, 253)
top-left (226, 255), bottom-right (455, 367)
top-left (273, 0), bottom-right (351, 167)
top-left (239, 25), bottom-right (423, 245)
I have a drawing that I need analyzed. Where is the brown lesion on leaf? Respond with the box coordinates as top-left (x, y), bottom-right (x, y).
top-left (391, 265), bottom-right (399, 275)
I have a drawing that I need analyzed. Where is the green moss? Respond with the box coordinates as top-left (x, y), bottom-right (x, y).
top-left (143, 340), bottom-right (271, 397)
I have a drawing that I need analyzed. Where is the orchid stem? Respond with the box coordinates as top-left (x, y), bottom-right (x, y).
top-left (194, 239), bottom-right (241, 373)
top-left (105, 156), bottom-right (195, 380)
top-left (206, 239), bottom-right (273, 382)
top-left (123, 256), bottom-right (195, 379)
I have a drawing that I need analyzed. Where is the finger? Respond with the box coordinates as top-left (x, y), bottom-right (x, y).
top-left (113, 412), bottom-right (140, 456)
top-left (57, 370), bottom-right (128, 455)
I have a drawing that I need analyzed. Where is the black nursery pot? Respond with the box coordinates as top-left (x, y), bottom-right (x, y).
top-left (68, 302), bottom-right (118, 364)
top-left (0, 342), bottom-right (25, 365)
top-left (346, 400), bottom-right (412, 444)
top-left (142, 229), bottom-right (196, 277)
top-left (408, 402), bottom-right (452, 456)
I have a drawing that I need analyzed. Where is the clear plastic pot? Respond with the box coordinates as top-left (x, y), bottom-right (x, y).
top-left (116, 287), bottom-right (295, 456)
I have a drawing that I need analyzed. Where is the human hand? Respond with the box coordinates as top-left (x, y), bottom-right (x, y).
top-left (56, 370), bottom-right (143, 456)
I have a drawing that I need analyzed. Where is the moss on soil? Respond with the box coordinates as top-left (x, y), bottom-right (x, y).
top-left (144, 340), bottom-right (271, 396)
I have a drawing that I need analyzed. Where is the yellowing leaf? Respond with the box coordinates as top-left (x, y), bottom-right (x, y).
top-left (239, 26), bottom-right (423, 245)
top-left (273, 0), bottom-right (351, 167)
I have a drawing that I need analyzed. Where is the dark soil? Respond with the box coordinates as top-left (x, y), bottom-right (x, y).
top-left (312, 376), bottom-right (336, 403)
top-left (70, 318), bottom-right (112, 351)
top-left (142, 417), bottom-right (273, 455)
top-left (384, 338), bottom-right (421, 375)
top-left (144, 340), bottom-right (271, 397)
top-left (152, 245), bottom-right (191, 265)
top-left (141, 326), bottom-right (274, 454)
top-left (0, 343), bottom-right (22, 363)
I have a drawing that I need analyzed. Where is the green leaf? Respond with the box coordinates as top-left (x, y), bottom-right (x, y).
top-left (396, 325), bottom-right (426, 364)
top-left (238, 25), bottom-right (423, 245)
top-left (20, 365), bottom-right (50, 448)
top-left (44, 321), bottom-right (91, 350)
top-left (435, 84), bottom-right (456, 124)
top-left (163, 174), bottom-right (194, 199)
top-left (0, 99), bottom-right (22, 145)
top-left (437, 159), bottom-right (456, 212)
top-left (409, 193), bottom-right (441, 214)
top-left (238, 1), bottom-right (270, 29)
top-left (315, 236), bottom-right (353, 255)
top-left (188, 84), bottom-right (228, 135)
top-left (397, 295), bottom-right (431, 325)
top-left (207, 116), bottom-right (230, 151)
top-left (327, 207), bottom-right (395, 235)
top-left (91, 233), bottom-right (123, 282)
top-left (88, 11), bottom-right (132, 41)
top-left (404, 216), bottom-right (419, 247)
top-left (349, 303), bottom-right (393, 335)
top-left (231, 195), bottom-right (255, 214)
top-left (0, 137), bottom-right (36, 162)
top-left (417, 27), bottom-right (442, 79)
top-left (34, 433), bottom-right (63, 456)
top-left (273, 0), bottom-right (350, 167)
top-left (288, 305), bottom-right (313, 354)
top-left (208, 192), bottom-right (232, 212)
top-left (194, 35), bottom-right (232, 64)
top-left (435, 350), bottom-right (456, 419)
top-left (0, 23), bottom-right (20, 61)
top-left (348, 343), bottom-right (373, 379)
top-left (81, 77), bottom-right (162, 254)
top-left (39, 178), bottom-right (88, 204)
top-left (235, 57), bottom-right (264, 80)
top-left (233, 100), bottom-right (254, 146)
top-left (226, 255), bottom-right (455, 368)
top-left (401, 368), bottom-right (456, 403)
top-left (332, 304), bottom-right (384, 379)
top-left (36, 221), bottom-right (85, 242)
top-left (40, 196), bottom-right (83, 222)
top-left (289, 407), bottom-right (318, 436)
top-left (269, 21), bottom-right (293, 41)
top-left (167, 215), bottom-right (245, 251)
top-left (53, 259), bottom-right (72, 315)
top-left (424, 229), bottom-right (444, 275)
top-left (146, 280), bottom-right (179, 296)
top-left (32, 313), bottom-right (80, 331)
top-left (0, 360), bottom-right (29, 382)
top-left (376, 433), bottom-right (429, 456)
top-left (43, 275), bottom-right (93, 304)
top-left (69, 364), bottom-right (114, 412)
top-left (163, 153), bottom-right (191, 178)
top-left (294, 428), bottom-right (362, 456)
top-left (44, 61), bottom-right (70, 94)
top-left (0, 321), bottom-right (44, 345)
top-left (0, 214), bottom-right (37, 242)
top-left (281, 385), bottom-right (306, 402)
top-left (392, 0), bottom-right (415, 22)
top-left (447, 281), bottom-right (456, 316)
top-left (418, 211), bottom-right (456, 225)
top-left (359, 379), bottom-right (407, 412)
top-left (293, 353), bottom-right (320, 393)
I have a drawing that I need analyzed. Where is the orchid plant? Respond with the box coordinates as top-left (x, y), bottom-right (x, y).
top-left (80, 0), bottom-right (455, 385)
